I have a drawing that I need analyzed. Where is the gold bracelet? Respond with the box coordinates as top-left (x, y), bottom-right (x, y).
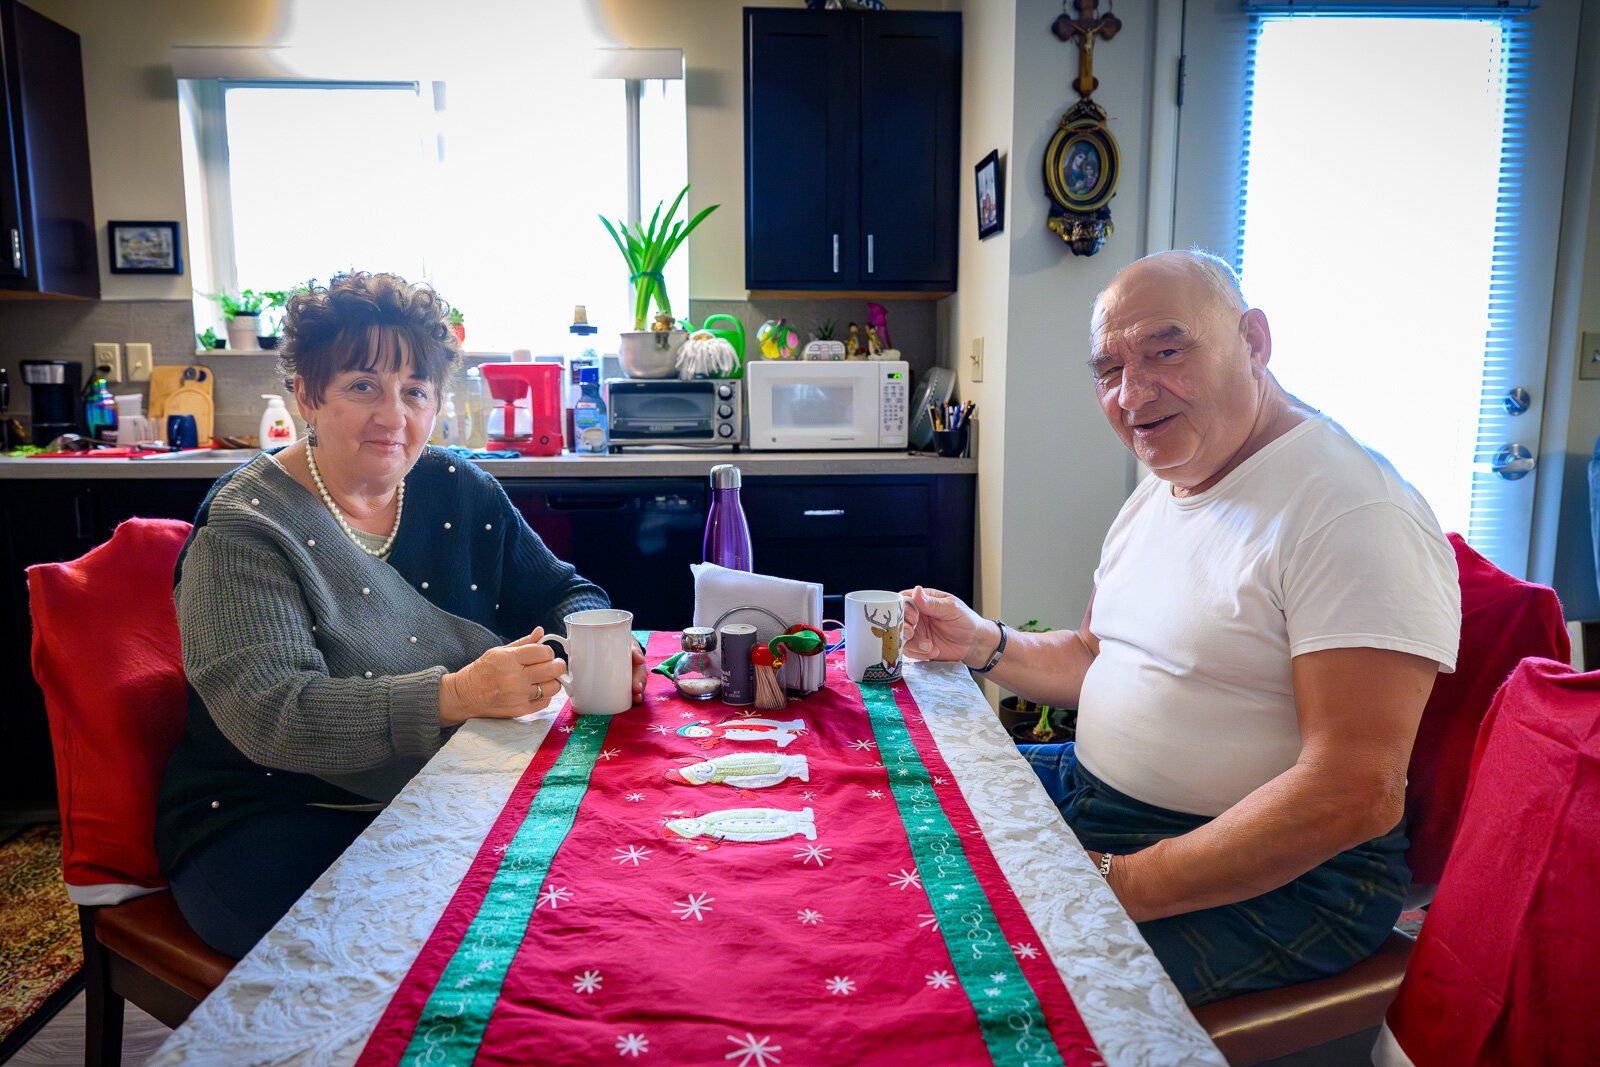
top-left (1097, 852), bottom-right (1113, 879)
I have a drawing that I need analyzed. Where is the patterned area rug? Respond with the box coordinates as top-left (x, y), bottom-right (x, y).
top-left (0, 825), bottom-right (81, 1053)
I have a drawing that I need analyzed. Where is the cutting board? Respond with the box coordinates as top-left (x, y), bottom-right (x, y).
top-left (150, 365), bottom-right (213, 444)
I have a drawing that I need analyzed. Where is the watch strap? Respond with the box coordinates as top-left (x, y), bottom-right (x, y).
top-left (972, 619), bottom-right (1007, 674)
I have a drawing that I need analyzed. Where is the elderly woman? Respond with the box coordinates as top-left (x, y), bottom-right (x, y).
top-left (156, 272), bottom-right (645, 958)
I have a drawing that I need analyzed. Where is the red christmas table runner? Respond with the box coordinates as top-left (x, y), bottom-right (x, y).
top-left (356, 633), bottom-right (1103, 1066)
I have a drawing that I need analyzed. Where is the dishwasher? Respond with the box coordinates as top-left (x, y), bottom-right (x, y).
top-left (502, 479), bottom-right (707, 632)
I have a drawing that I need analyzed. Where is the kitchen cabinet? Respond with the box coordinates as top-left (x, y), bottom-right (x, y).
top-left (744, 8), bottom-right (960, 293)
top-left (0, 0), bottom-right (98, 299)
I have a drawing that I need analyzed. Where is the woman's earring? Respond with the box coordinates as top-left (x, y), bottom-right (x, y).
top-left (306, 423), bottom-right (319, 447)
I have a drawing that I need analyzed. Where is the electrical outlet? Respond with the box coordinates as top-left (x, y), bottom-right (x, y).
top-left (126, 342), bottom-right (153, 382)
top-left (969, 336), bottom-right (985, 383)
top-left (1581, 332), bottom-right (1600, 382)
top-left (92, 342), bottom-right (122, 384)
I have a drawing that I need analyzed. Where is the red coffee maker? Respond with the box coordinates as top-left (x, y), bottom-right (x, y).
top-left (480, 364), bottom-right (564, 456)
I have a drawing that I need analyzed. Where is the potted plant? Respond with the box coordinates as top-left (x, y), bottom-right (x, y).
top-left (255, 290), bottom-right (294, 350)
top-left (448, 307), bottom-right (465, 346)
top-left (208, 289), bottom-right (269, 350)
top-left (600, 184), bottom-right (718, 378)
top-left (996, 620), bottom-right (1078, 743)
top-left (196, 327), bottom-right (225, 350)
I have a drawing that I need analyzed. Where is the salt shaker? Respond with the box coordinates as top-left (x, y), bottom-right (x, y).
top-left (673, 627), bottom-right (723, 701)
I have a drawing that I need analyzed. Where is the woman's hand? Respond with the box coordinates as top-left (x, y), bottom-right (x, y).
top-left (439, 628), bottom-right (564, 725)
top-left (632, 641), bottom-right (648, 704)
top-left (899, 585), bottom-right (988, 666)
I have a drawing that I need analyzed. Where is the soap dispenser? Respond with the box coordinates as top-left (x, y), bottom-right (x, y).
top-left (259, 394), bottom-right (297, 448)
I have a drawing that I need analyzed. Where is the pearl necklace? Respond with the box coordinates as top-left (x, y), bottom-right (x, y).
top-left (305, 443), bottom-right (404, 559)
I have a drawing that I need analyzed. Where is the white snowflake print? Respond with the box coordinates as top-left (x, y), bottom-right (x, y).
top-left (1012, 942), bottom-right (1040, 959)
top-left (793, 843), bottom-right (832, 867)
top-left (648, 724), bottom-right (672, 735)
top-left (556, 724), bottom-right (574, 734)
top-left (918, 913), bottom-right (940, 931)
top-left (736, 709), bottom-right (762, 718)
top-left (598, 748), bottom-right (621, 761)
top-left (848, 739), bottom-right (878, 751)
top-left (897, 768), bottom-right (910, 777)
top-left (625, 792), bottom-right (647, 803)
top-left (943, 892), bottom-right (958, 901)
top-left (990, 972), bottom-right (1009, 984)
top-left (888, 868), bottom-right (922, 890)
top-left (616, 1032), bottom-right (649, 1057)
top-left (984, 987), bottom-right (1002, 998)
top-left (796, 909), bottom-right (824, 925)
top-left (537, 885), bottom-right (573, 909)
top-left (680, 711), bottom-right (697, 719)
top-left (572, 969), bottom-right (603, 994)
top-left (933, 776), bottom-right (947, 785)
top-left (866, 789), bottom-right (886, 799)
top-left (798, 790), bottom-right (817, 802)
top-left (613, 845), bottom-right (654, 866)
top-left (673, 892), bottom-right (715, 921)
top-left (725, 1032), bottom-right (782, 1067)
top-left (491, 843), bottom-right (509, 855)
top-left (825, 975), bottom-right (857, 996)
top-left (926, 970), bottom-right (956, 989)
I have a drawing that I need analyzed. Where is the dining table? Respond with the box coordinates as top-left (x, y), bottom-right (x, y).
top-left (148, 637), bottom-right (1226, 1067)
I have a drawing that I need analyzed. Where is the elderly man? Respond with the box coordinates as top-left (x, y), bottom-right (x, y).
top-left (903, 250), bottom-right (1460, 1005)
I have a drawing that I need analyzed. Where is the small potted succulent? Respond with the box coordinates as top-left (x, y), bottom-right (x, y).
top-left (448, 307), bottom-right (465, 346)
top-left (996, 620), bottom-right (1077, 743)
top-left (600, 184), bottom-right (719, 378)
top-left (196, 327), bottom-right (226, 350)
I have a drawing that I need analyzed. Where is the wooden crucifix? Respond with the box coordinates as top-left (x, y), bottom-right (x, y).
top-left (1052, 0), bottom-right (1121, 98)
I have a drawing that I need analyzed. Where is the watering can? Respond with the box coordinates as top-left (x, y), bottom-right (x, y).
top-left (700, 315), bottom-right (746, 378)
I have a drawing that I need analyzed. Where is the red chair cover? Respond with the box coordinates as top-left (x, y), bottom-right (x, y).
top-left (1387, 658), bottom-right (1600, 1066)
top-left (27, 518), bottom-right (192, 904)
top-left (1404, 534), bottom-right (1569, 886)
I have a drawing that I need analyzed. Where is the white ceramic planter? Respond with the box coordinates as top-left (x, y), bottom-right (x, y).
top-left (225, 314), bottom-right (261, 351)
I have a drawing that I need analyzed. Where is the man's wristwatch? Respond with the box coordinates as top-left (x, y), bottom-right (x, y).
top-left (971, 619), bottom-right (1007, 674)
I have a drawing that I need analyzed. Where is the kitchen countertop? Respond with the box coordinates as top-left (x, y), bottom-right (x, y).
top-left (0, 450), bottom-right (977, 480)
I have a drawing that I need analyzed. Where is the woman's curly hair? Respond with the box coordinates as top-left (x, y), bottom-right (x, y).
top-left (277, 271), bottom-right (461, 403)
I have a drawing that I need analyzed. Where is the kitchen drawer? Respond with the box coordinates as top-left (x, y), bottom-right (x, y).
top-left (742, 481), bottom-right (931, 540)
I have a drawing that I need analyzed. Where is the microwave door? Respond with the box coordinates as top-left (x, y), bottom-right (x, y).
top-left (769, 378), bottom-right (873, 447)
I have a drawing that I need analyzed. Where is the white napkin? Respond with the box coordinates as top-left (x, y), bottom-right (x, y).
top-left (691, 563), bottom-right (825, 693)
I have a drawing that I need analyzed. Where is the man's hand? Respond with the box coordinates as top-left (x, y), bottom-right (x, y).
top-left (631, 640), bottom-right (647, 704)
top-left (900, 586), bottom-right (990, 665)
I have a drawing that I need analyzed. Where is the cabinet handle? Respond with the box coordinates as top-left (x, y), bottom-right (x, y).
top-left (867, 234), bottom-right (875, 274)
top-left (832, 234), bottom-right (839, 274)
top-left (73, 493), bottom-right (92, 540)
top-left (9, 229), bottom-right (19, 270)
top-left (803, 508), bottom-right (846, 517)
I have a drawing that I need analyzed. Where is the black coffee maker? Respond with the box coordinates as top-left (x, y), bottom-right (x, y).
top-left (21, 359), bottom-right (83, 445)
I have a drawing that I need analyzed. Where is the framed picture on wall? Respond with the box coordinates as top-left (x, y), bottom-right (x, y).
top-left (108, 220), bottom-right (183, 275)
top-left (975, 150), bottom-right (1004, 239)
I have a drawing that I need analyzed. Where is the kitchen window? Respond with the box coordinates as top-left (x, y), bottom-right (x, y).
top-left (179, 65), bottom-right (686, 356)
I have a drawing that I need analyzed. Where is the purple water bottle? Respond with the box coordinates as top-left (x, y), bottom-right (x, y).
top-left (703, 463), bottom-right (753, 571)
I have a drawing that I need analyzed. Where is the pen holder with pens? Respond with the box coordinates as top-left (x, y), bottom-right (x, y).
top-left (934, 424), bottom-right (970, 458)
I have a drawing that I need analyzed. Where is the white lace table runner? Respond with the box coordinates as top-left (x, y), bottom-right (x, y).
top-left (151, 661), bottom-right (1223, 1066)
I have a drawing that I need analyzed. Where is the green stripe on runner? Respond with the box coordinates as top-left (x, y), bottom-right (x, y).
top-left (398, 711), bottom-right (614, 1066)
top-left (858, 682), bottom-right (1066, 1067)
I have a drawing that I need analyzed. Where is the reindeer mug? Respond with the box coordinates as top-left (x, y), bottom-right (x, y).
top-left (841, 590), bottom-right (904, 685)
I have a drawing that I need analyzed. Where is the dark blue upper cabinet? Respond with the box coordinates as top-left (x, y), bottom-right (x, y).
top-left (744, 8), bottom-right (960, 294)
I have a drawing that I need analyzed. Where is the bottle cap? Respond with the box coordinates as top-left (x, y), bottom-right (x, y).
top-left (681, 626), bottom-right (717, 653)
top-left (709, 463), bottom-right (741, 489)
top-left (570, 305), bottom-right (598, 336)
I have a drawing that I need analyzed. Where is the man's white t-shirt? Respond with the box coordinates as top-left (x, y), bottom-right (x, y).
top-left (1075, 415), bottom-right (1461, 817)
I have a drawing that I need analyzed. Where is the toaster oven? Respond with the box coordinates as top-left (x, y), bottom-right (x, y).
top-left (605, 378), bottom-right (743, 451)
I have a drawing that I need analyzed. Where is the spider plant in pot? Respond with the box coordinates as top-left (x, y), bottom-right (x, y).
top-left (600, 184), bottom-right (719, 379)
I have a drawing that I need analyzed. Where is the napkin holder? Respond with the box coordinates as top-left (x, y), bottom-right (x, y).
top-left (691, 563), bottom-right (826, 694)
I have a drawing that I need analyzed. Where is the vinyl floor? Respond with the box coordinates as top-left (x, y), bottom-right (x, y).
top-left (4, 992), bottom-right (167, 1067)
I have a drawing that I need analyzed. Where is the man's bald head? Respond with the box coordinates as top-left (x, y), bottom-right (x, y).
top-left (1094, 249), bottom-right (1247, 330)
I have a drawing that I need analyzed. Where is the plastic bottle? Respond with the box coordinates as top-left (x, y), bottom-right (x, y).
top-left (434, 392), bottom-right (459, 447)
top-left (460, 366), bottom-right (486, 449)
top-left (572, 366), bottom-right (608, 455)
top-left (86, 378), bottom-right (118, 442)
top-left (258, 394), bottom-right (298, 448)
top-left (566, 305), bottom-right (599, 453)
top-left (703, 463), bottom-right (753, 571)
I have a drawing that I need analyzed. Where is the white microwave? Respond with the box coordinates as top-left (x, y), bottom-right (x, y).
top-left (745, 360), bottom-right (910, 450)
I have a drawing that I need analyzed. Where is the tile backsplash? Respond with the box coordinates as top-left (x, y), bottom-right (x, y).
top-left (0, 297), bottom-right (937, 442)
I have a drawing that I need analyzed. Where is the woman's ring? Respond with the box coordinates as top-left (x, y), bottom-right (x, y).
top-left (533, 682), bottom-right (544, 701)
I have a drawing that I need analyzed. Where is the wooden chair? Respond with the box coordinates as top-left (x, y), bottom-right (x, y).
top-left (1192, 534), bottom-right (1569, 1065)
top-left (28, 519), bottom-right (235, 1065)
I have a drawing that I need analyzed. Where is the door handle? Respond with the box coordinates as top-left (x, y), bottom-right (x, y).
top-left (867, 234), bottom-right (875, 274)
top-left (832, 234), bottom-right (839, 274)
top-left (1491, 443), bottom-right (1535, 480)
top-left (9, 229), bottom-right (19, 270)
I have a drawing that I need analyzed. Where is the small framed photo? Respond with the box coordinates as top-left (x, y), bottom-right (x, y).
top-left (108, 220), bottom-right (182, 275)
top-left (974, 150), bottom-right (1004, 239)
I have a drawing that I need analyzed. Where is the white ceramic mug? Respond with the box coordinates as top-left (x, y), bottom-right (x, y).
top-left (538, 608), bottom-right (635, 716)
top-left (842, 590), bottom-right (904, 684)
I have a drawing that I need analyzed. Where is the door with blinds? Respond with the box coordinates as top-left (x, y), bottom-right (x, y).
top-left (1171, 0), bottom-right (1582, 578)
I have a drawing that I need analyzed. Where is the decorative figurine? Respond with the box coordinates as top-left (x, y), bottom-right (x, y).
top-left (864, 324), bottom-right (883, 356)
top-left (757, 318), bottom-right (801, 360)
top-left (846, 323), bottom-right (862, 358)
top-left (652, 310), bottom-right (676, 333)
top-left (866, 302), bottom-right (892, 350)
